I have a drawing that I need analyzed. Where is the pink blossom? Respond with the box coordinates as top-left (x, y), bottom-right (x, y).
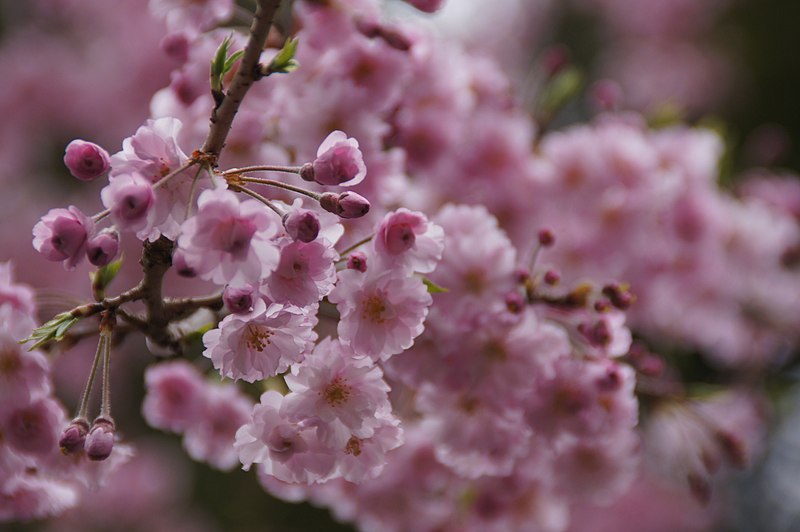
top-left (149, 0), bottom-right (234, 32)
top-left (178, 187), bottom-right (280, 286)
top-left (310, 131), bottom-right (367, 186)
top-left (202, 298), bottom-right (317, 382)
top-left (372, 208), bottom-right (444, 274)
top-left (100, 172), bottom-right (156, 235)
top-left (336, 414), bottom-right (403, 483)
top-left (2, 397), bottom-right (63, 457)
top-left (63, 140), bottom-right (110, 181)
top-left (263, 238), bottom-right (338, 308)
top-left (0, 334), bottom-right (50, 408)
top-left (329, 268), bottom-right (431, 361)
top-left (223, 284), bottom-right (256, 314)
top-left (32, 206), bottom-right (94, 270)
top-left (109, 117), bottom-right (196, 241)
top-left (183, 383), bottom-right (252, 471)
top-left (282, 208), bottom-right (321, 243)
top-left (235, 391), bottom-right (337, 484)
top-left (142, 361), bottom-right (205, 433)
top-left (0, 476), bottom-right (78, 521)
top-left (85, 230), bottom-right (120, 267)
top-left (283, 338), bottom-right (392, 447)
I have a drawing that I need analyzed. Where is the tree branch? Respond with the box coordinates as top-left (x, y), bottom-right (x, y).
top-left (201, 0), bottom-right (282, 158)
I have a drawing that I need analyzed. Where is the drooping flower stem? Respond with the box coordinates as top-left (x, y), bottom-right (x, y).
top-left (235, 176), bottom-right (322, 201)
top-left (229, 184), bottom-right (286, 217)
top-left (222, 164), bottom-right (303, 175)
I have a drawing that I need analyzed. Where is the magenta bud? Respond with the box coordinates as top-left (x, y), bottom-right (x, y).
top-left (543, 269), bottom-right (560, 285)
top-left (514, 268), bottom-right (531, 284)
top-left (86, 230), bottom-right (120, 267)
top-left (160, 32), bottom-right (190, 63)
top-left (299, 162), bottom-right (315, 182)
top-left (347, 251), bottom-right (368, 272)
top-left (224, 284), bottom-right (255, 314)
top-left (537, 229), bottom-right (555, 247)
top-left (59, 418), bottom-right (90, 455)
top-left (505, 291), bottom-right (525, 314)
top-left (86, 418), bottom-right (115, 461)
top-left (337, 192), bottom-right (370, 219)
top-left (283, 209), bottom-right (320, 243)
top-left (64, 140), bottom-right (111, 181)
top-left (172, 249), bottom-right (196, 278)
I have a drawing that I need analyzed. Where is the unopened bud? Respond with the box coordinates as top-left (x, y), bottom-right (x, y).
top-left (59, 418), bottom-right (90, 455)
top-left (172, 249), bottom-right (196, 278)
top-left (64, 140), bottom-right (110, 181)
top-left (283, 209), bottom-right (320, 243)
top-left (86, 417), bottom-right (115, 461)
top-left (538, 229), bottom-right (555, 247)
top-left (299, 162), bottom-right (315, 182)
top-left (86, 230), bottom-right (120, 267)
top-left (337, 192), bottom-right (370, 219)
top-left (224, 284), bottom-right (255, 314)
top-left (347, 252), bottom-right (368, 272)
top-left (505, 291), bottom-right (525, 314)
top-left (543, 269), bottom-right (560, 285)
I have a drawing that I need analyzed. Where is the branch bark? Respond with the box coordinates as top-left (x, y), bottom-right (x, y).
top-left (201, 0), bottom-right (282, 158)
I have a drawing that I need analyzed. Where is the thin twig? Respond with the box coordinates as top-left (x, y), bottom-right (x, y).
top-left (230, 184), bottom-right (286, 217)
top-left (222, 164), bottom-right (301, 175)
top-left (239, 176), bottom-right (321, 200)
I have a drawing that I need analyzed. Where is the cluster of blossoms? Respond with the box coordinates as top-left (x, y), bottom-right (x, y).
top-left (6, 0), bottom-right (800, 530)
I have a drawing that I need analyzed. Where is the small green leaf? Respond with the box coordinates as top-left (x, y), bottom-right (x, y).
top-left (538, 66), bottom-right (583, 121)
top-left (210, 33), bottom-right (237, 92)
top-left (90, 256), bottom-right (123, 294)
top-left (21, 313), bottom-right (81, 350)
top-left (266, 37), bottom-right (300, 75)
top-left (422, 277), bottom-right (449, 293)
top-left (223, 50), bottom-right (244, 75)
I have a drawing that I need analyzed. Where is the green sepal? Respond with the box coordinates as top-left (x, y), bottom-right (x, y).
top-left (266, 37), bottom-right (300, 75)
top-left (422, 277), bottom-right (449, 293)
top-left (90, 256), bottom-right (123, 295)
top-left (210, 34), bottom-right (241, 92)
top-left (21, 312), bottom-right (80, 350)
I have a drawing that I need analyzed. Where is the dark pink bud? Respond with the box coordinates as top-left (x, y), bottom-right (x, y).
top-left (403, 0), bottom-right (446, 13)
top-left (160, 32), bottom-right (190, 63)
top-left (299, 162), bottom-right (315, 182)
top-left (514, 268), bottom-right (531, 284)
top-left (538, 229), bottom-right (555, 247)
top-left (32, 206), bottom-right (94, 269)
top-left (505, 291), bottom-right (525, 313)
top-left (312, 131), bottom-right (366, 186)
top-left (64, 140), bottom-right (110, 181)
top-left (282, 209), bottom-right (320, 243)
top-left (337, 192), bottom-right (370, 219)
top-left (59, 418), bottom-right (90, 455)
top-left (224, 284), bottom-right (255, 314)
top-left (86, 417), bottom-right (115, 461)
top-left (543, 269), bottom-right (560, 285)
top-left (542, 45), bottom-right (570, 77)
top-left (86, 230), bottom-right (120, 267)
top-left (172, 248), bottom-right (196, 278)
top-left (590, 79), bottom-right (623, 113)
top-left (347, 251), bottom-right (368, 272)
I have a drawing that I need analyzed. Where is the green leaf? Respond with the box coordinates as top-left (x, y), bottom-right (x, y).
top-left (210, 33), bottom-right (237, 92)
top-left (266, 37), bottom-right (300, 75)
top-left (538, 66), bottom-right (583, 121)
top-left (223, 50), bottom-right (244, 75)
top-left (21, 313), bottom-right (80, 350)
top-left (90, 256), bottom-right (123, 294)
top-left (422, 277), bottom-right (449, 293)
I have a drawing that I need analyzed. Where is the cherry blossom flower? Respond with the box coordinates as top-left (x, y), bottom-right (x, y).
top-left (308, 131), bottom-right (366, 186)
top-left (329, 268), bottom-right (431, 361)
top-left (262, 238), bottom-right (338, 308)
top-left (178, 187), bottom-right (280, 286)
top-left (142, 361), bottom-right (205, 433)
top-left (202, 298), bottom-right (317, 382)
top-left (372, 208), bottom-right (444, 274)
top-left (32, 206), bottom-right (94, 270)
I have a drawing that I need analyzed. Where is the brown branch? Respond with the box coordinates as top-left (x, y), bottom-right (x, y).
top-left (164, 293), bottom-right (225, 322)
top-left (138, 236), bottom-right (179, 350)
top-left (201, 0), bottom-right (282, 158)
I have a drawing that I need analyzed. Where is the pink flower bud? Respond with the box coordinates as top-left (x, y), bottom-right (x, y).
top-left (299, 162), bottom-right (315, 182)
top-left (282, 209), bottom-right (320, 243)
top-left (337, 192), bottom-right (370, 219)
top-left (64, 140), bottom-right (111, 181)
top-left (312, 131), bottom-right (367, 186)
top-left (59, 418), bottom-right (90, 455)
top-left (101, 173), bottom-right (155, 231)
top-left (172, 248), bottom-right (196, 278)
top-left (538, 229), bottom-right (555, 247)
top-left (403, 0), bottom-right (446, 13)
top-left (86, 230), bottom-right (120, 267)
top-left (160, 32), bottom-right (190, 63)
top-left (224, 284), bottom-right (255, 314)
top-left (505, 291), bottom-right (525, 313)
top-left (347, 251), bottom-right (368, 272)
top-left (32, 206), bottom-right (94, 270)
top-left (319, 192), bottom-right (340, 215)
top-left (86, 418), bottom-right (115, 461)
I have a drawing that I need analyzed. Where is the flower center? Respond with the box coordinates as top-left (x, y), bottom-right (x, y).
top-left (361, 293), bottom-right (388, 323)
top-left (322, 377), bottom-right (351, 407)
top-left (245, 324), bottom-right (273, 352)
top-left (344, 436), bottom-right (362, 456)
